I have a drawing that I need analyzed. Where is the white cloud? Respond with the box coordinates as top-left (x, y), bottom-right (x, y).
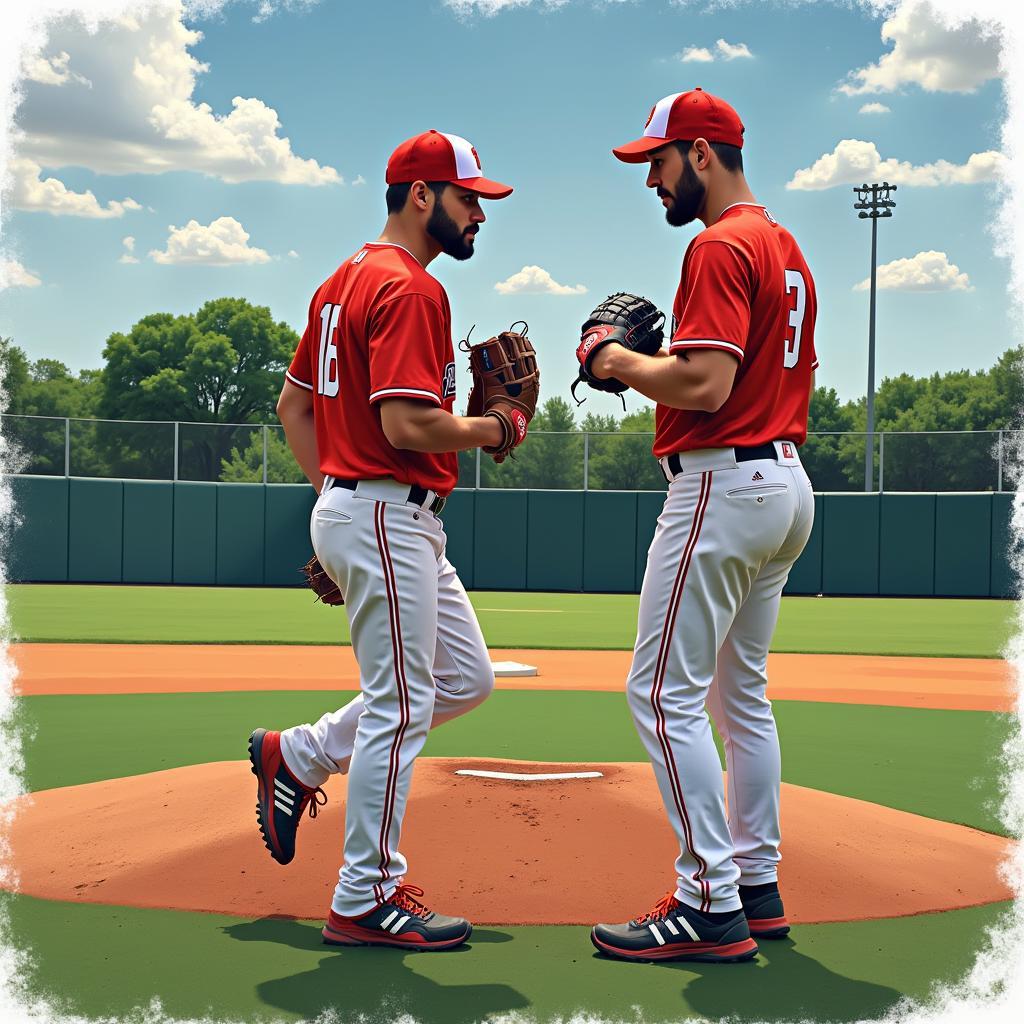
top-left (16, 2), bottom-right (339, 185)
top-left (21, 49), bottom-right (91, 87)
top-left (716, 39), bottom-right (752, 61)
top-left (677, 39), bottom-right (752, 63)
top-left (287, 249), bottom-right (299, 258)
top-left (839, 0), bottom-right (1001, 95)
top-left (6, 156), bottom-right (141, 218)
top-left (786, 139), bottom-right (1006, 190)
top-left (0, 260), bottom-right (42, 290)
top-left (352, 175), bottom-right (366, 186)
top-left (444, 0), bottom-right (552, 16)
top-left (680, 46), bottom-right (714, 63)
top-left (119, 236), bottom-right (138, 264)
top-left (494, 265), bottom-right (586, 296)
top-left (149, 216), bottom-right (271, 265)
top-left (859, 102), bottom-right (892, 115)
top-left (854, 250), bottom-right (972, 292)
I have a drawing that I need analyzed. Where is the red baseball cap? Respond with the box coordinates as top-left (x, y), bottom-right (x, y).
top-left (386, 130), bottom-right (513, 199)
top-left (612, 88), bottom-right (745, 163)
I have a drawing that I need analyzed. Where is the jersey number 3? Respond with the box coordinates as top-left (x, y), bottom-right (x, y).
top-left (783, 269), bottom-right (806, 370)
top-left (318, 303), bottom-right (341, 397)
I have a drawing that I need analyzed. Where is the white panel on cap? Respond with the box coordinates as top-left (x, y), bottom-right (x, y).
top-left (644, 93), bottom-right (682, 138)
top-left (439, 132), bottom-right (481, 179)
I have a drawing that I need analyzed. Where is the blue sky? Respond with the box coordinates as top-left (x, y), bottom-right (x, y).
top-left (0, 0), bottom-right (1013, 417)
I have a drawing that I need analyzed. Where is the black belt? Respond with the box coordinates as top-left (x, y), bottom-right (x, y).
top-left (665, 442), bottom-right (786, 478)
top-left (329, 478), bottom-right (446, 515)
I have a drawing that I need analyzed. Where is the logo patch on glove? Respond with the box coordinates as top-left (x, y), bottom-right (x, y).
top-left (511, 408), bottom-right (528, 444)
top-left (577, 325), bottom-right (616, 364)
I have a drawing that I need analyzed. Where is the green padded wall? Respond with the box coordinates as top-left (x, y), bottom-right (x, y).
top-left (784, 494), bottom-right (823, 595)
top-left (8, 476), bottom-right (68, 582)
top-left (879, 494), bottom-right (935, 596)
top-left (935, 494), bottom-right (991, 597)
top-left (822, 493), bottom-right (879, 595)
top-left (264, 485), bottom-right (317, 586)
top-left (634, 492), bottom-right (666, 590)
top-left (216, 484), bottom-right (266, 586)
top-left (68, 478), bottom-right (123, 583)
top-left (173, 483), bottom-right (217, 585)
top-left (527, 491), bottom-right (584, 591)
top-left (122, 481), bottom-right (173, 584)
top-left (440, 490), bottom-right (476, 588)
top-left (991, 493), bottom-right (1015, 598)
top-left (20, 478), bottom-right (1015, 599)
top-left (473, 490), bottom-right (527, 590)
top-left (584, 492), bottom-right (638, 592)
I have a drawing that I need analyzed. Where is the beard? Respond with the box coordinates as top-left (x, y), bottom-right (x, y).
top-left (427, 200), bottom-right (477, 260)
top-left (662, 156), bottom-right (706, 227)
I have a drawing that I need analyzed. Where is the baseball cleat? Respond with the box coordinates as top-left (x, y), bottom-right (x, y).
top-left (248, 728), bottom-right (326, 865)
top-left (739, 881), bottom-right (790, 939)
top-left (591, 892), bottom-right (758, 963)
top-left (322, 884), bottom-right (472, 951)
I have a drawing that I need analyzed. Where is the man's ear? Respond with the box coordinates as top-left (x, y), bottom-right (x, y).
top-left (410, 180), bottom-right (431, 211)
top-left (692, 138), bottom-right (712, 170)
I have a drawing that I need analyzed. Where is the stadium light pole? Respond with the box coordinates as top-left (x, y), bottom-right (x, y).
top-left (853, 182), bottom-right (897, 492)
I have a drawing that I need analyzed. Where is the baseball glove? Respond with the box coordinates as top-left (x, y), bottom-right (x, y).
top-left (461, 322), bottom-right (540, 464)
top-left (571, 293), bottom-right (666, 407)
top-left (300, 555), bottom-right (344, 606)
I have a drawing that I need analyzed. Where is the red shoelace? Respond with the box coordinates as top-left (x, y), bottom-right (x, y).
top-left (634, 892), bottom-right (681, 926)
top-left (389, 884), bottom-right (432, 919)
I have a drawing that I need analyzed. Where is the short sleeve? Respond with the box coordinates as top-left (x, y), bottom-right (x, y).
top-left (285, 323), bottom-right (314, 391)
top-left (368, 293), bottom-right (447, 405)
top-left (670, 240), bottom-right (752, 363)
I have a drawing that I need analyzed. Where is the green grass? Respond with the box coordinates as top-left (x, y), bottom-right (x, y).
top-left (6, 584), bottom-right (1015, 656)
top-left (15, 690), bottom-right (1012, 834)
top-left (3, 894), bottom-right (1011, 1024)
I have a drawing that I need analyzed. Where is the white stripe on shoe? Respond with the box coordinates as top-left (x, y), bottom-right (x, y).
top-left (647, 924), bottom-right (666, 946)
top-left (390, 915), bottom-right (410, 934)
top-left (381, 910), bottom-right (399, 929)
top-left (663, 918), bottom-right (679, 936)
top-left (677, 915), bottom-right (701, 942)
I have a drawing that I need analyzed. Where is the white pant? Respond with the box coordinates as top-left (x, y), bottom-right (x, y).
top-left (280, 480), bottom-right (494, 917)
top-left (627, 445), bottom-right (814, 914)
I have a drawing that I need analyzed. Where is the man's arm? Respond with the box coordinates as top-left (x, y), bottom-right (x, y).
top-left (379, 399), bottom-right (504, 453)
top-left (277, 380), bottom-right (324, 491)
top-left (591, 346), bottom-right (739, 413)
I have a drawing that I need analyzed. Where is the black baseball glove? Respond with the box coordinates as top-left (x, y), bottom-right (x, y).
top-left (571, 292), bottom-right (665, 406)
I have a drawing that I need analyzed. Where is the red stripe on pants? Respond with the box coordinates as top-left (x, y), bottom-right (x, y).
top-left (649, 471), bottom-right (714, 911)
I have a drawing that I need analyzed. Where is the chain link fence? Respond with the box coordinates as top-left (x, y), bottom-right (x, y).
top-left (1, 413), bottom-right (1016, 492)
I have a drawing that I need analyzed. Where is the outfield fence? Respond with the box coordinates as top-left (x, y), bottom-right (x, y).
top-left (0, 413), bottom-right (1015, 492)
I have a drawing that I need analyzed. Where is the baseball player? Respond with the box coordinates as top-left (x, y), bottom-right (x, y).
top-left (250, 131), bottom-right (522, 951)
top-left (583, 89), bottom-right (817, 963)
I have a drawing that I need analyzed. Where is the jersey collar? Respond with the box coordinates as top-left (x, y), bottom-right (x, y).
top-left (363, 241), bottom-right (423, 265)
top-left (715, 202), bottom-right (766, 222)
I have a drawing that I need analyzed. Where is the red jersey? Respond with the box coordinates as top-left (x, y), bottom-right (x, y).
top-left (654, 203), bottom-right (818, 457)
top-left (286, 242), bottom-right (458, 495)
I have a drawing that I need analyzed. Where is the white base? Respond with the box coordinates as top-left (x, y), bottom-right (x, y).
top-left (490, 660), bottom-right (538, 677)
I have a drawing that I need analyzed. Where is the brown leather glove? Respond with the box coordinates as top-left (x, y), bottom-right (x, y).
top-left (462, 323), bottom-right (539, 463)
top-left (300, 555), bottom-right (344, 606)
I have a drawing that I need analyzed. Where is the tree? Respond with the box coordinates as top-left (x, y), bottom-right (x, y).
top-left (586, 407), bottom-right (665, 491)
top-left (481, 396), bottom-right (583, 489)
top-left (99, 298), bottom-right (299, 479)
top-left (220, 427), bottom-right (307, 483)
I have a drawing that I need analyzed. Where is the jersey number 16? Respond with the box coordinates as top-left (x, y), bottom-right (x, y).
top-left (318, 302), bottom-right (341, 397)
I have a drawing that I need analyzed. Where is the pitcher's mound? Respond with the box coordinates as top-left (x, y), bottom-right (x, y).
top-left (3, 758), bottom-right (1012, 925)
